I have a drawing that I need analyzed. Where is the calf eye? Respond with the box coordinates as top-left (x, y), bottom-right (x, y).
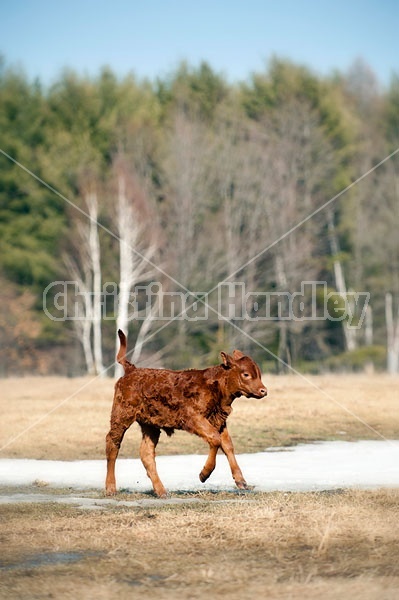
top-left (242, 372), bottom-right (251, 378)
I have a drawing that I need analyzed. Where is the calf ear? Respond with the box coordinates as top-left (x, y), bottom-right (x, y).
top-left (221, 351), bottom-right (234, 367)
top-left (232, 349), bottom-right (244, 360)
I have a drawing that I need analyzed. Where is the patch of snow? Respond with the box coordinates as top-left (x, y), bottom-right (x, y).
top-left (0, 441), bottom-right (398, 493)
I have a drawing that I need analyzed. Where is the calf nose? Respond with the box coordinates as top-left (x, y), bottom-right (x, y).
top-left (260, 387), bottom-right (267, 397)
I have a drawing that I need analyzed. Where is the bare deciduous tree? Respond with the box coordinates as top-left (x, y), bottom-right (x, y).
top-left (213, 99), bottom-right (333, 364)
top-left (113, 156), bottom-right (159, 377)
top-left (63, 184), bottom-right (104, 376)
top-left (63, 243), bottom-right (94, 375)
top-left (85, 188), bottom-right (104, 375)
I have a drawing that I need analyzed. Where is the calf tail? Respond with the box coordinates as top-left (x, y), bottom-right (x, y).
top-left (117, 329), bottom-right (135, 373)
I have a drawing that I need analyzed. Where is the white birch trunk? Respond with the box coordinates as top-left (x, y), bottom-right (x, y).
top-left (114, 173), bottom-right (158, 377)
top-left (77, 298), bottom-right (94, 375)
top-left (385, 292), bottom-right (399, 374)
top-left (81, 316), bottom-right (94, 374)
top-left (275, 254), bottom-right (291, 369)
top-left (115, 175), bottom-right (133, 378)
top-left (63, 255), bottom-right (95, 375)
top-left (130, 295), bottom-right (160, 364)
top-left (328, 211), bottom-right (357, 352)
top-left (364, 304), bottom-right (373, 346)
top-left (86, 191), bottom-right (104, 376)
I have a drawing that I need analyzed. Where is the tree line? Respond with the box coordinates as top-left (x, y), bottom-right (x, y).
top-left (0, 56), bottom-right (398, 375)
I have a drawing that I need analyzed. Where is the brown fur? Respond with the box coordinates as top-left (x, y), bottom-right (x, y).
top-left (106, 330), bottom-right (267, 497)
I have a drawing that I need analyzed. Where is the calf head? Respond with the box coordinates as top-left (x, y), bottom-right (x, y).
top-left (221, 350), bottom-right (267, 399)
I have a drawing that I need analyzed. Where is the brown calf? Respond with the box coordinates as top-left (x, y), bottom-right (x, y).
top-left (105, 330), bottom-right (267, 497)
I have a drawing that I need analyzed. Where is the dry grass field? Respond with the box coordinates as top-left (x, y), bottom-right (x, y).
top-left (0, 490), bottom-right (398, 599)
top-left (0, 373), bottom-right (398, 459)
top-left (0, 374), bottom-right (398, 599)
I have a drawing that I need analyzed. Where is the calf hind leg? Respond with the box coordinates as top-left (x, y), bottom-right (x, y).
top-left (139, 424), bottom-right (167, 498)
top-left (199, 445), bottom-right (218, 483)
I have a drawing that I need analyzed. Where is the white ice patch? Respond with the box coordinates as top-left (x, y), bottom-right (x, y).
top-left (1, 440), bottom-right (398, 493)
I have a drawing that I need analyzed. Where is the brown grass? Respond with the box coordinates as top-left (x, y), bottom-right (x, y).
top-left (0, 489), bottom-right (398, 599)
top-left (0, 374), bottom-right (398, 460)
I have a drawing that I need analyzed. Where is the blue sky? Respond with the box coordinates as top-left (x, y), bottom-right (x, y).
top-left (0, 0), bottom-right (398, 87)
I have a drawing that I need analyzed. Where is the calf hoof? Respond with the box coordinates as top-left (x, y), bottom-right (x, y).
top-left (199, 470), bottom-right (210, 483)
top-left (236, 481), bottom-right (255, 491)
top-left (105, 486), bottom-right (117, 496)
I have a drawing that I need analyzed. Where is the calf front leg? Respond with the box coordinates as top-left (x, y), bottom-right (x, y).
top-left (220, 427), bottom-right (252, 490)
